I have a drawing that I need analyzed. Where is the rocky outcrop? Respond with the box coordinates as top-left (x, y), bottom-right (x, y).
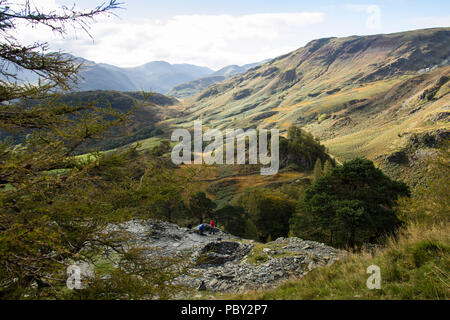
top-left (408, 129), bottom-right (450, 149)
top-left (109, 220), bottom-right (345, 294)
top-left (196, 241), bottom-right (253, 267)
top-left (183, 237), bottom-right (344, 293)
top-left (387, 151), bottom-right (409, 164)
top-left (384, 129), bottom-right (449, 165)
top-left (111, 220), bottom-right (234, 256)
top-left (232, 88), bottom-right (252, 100)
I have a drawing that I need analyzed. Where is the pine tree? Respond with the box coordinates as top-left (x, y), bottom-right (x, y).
top-left (291, 158), bottom-right (410, 248)
top-left (313, 158), bottom-right (323, 182)
top-left (323, 159), bottom-right (333, 174)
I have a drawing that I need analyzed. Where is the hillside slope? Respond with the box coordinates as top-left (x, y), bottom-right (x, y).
top-left (53, 90), bottom-right (180, 152)
top-left (174, 28), bottom-right (450, 182)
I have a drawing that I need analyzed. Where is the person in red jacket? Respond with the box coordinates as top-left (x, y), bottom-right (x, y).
top-left (209, 219), bottom-right (215, 234)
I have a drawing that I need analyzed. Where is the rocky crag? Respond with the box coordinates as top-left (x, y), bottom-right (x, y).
top-left (114, 220), bottom-right (345, 294)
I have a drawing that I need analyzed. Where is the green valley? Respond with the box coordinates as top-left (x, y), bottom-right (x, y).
top-left (0, 0), bottom-right (448, 303)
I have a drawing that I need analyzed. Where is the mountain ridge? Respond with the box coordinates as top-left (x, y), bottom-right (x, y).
top-left (167, 59), bottom-right (271, 98)
top-left (169, 27), bottom-right (450, 183)
top-left (2, 54), bottom-right (270, 96)
top-left (75, 58), bottom-right (214, 93)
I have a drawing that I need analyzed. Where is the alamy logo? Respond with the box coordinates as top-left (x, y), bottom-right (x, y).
top-left (66, 263), bottom-right (93, 289)
top-left (171, 121), bottom-right (279, 175)
top-left (366, 265), bottom-right (381, 289)
top-left (66, 265), bottom-right (82, 290)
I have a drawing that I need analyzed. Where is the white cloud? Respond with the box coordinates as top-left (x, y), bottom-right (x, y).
top-left (13, 11), bottom-right (325, 69)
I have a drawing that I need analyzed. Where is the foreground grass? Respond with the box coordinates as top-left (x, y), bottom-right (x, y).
top-left (230, 222), bottom-right (449, 300)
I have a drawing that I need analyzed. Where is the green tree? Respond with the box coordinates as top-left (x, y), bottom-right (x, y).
top-left (313, 158), bottom-right (323, 182)
top-left (0, 1), bottom-right (192, 299)
top-left (290, 158), bottom-right (410, 248)
top-left (239, 189), bottom-right (296, 242)
top-left (244, 219), bottom-right (259, 240)
top-left (150, 140), bottom-right (172, 157)
top-left (279, 126), bottom-right (330, 171)
top-left (149, 171), bottom-right (187, 223)
top-left (323, 159), bottom-right (333, 174)
top-left (189, 191), bottom-right (217, 224)
top-left (214, 205), bottom-right (247, 236)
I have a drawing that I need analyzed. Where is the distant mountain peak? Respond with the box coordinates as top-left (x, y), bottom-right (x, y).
top-left (168, 59), bottom-right (271, 98)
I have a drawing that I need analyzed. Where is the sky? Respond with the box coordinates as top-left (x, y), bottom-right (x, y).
top-left (12, 0), bottom-right (450, 70)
